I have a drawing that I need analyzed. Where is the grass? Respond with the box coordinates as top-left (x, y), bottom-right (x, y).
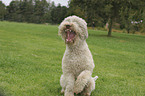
top-left (0, 21), bottom-right (145, 96)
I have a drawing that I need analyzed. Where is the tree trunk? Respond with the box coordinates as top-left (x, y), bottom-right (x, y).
top-left (127, 26), bottom-right (130, 34)
top-left (127, 29), bottom-right (130, 34)
top-left (127, 24), bottom-right (130, 34)
top-left (108, 17), bottom-right (113, 36)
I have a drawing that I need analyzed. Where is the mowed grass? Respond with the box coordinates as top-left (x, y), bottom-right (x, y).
top-left (0, 21), bottom-right (145, 96)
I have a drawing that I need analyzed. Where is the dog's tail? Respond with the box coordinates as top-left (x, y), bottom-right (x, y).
top-left (93, 76), bottom-right (98, 81)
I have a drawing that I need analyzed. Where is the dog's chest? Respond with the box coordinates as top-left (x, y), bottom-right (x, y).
top-left (62, 50), bottom-right (94, 76)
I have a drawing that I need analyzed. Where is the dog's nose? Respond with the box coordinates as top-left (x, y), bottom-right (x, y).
top-left (66, 25), bottom-right (70, 29)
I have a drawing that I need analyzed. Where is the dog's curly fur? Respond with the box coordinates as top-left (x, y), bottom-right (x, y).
top-left (58, 16), bottom-right (98, 96)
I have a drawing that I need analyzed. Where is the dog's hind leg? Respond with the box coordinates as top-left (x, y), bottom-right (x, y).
top-left (74, 70), bottom-right (91, 94)
top-left (83, 76), bottom-right (98, 96)
top-left (82, 77), bottom-right (96, 96)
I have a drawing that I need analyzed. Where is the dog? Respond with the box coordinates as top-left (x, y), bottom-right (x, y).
top-left (58, 15), bottom-right (98, 96)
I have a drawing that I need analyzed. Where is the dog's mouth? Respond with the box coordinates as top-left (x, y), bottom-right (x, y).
top-left (65, 25), bottom-right (76, 44)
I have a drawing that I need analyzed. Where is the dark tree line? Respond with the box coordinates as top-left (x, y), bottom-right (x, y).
top-left (0, 0), bottom-right (68, 24)
top-left (0, 0), bottom-right (145, 36)
top-left (68, 0), bottom-right (145, 36)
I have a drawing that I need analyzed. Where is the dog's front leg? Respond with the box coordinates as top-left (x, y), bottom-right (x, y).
top-left (74, 70), bottom-right (92, 94)
top-left (64, 73), bottom-right (75, 96)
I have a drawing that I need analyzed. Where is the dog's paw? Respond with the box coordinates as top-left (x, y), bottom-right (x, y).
top-left (65, 92), bottom-right (74, 96)
top-left (74, 87), bottom-right (83, 94)
top-left (82, 92), bottom-right (91, 96)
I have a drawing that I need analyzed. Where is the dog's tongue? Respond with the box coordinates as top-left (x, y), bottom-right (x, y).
top-left (66, 31), bottom-right (75, 43)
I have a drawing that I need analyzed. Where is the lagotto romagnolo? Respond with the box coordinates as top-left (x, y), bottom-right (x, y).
top-left (58, 15), bottom-right (98, 96)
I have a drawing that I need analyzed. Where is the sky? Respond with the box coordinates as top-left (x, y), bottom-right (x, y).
top-left (0, 0), bottom-right (69, 6)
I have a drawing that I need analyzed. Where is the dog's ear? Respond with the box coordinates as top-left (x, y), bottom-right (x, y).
top-left (58, 23), bottom-right (63, 36)
top-left (81, 26), bottom-right (88, 39)
top-left (79, 30), bottom-right (88, 40)
top-left (78, 22), bottom-right (88, 40)
top-left (73, 16), bottom-right (88, 40)
top-left (58, 24), bottom-right (64, 41)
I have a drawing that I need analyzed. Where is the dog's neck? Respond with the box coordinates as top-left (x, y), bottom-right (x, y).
top-left (66, 40), bottom-right (88, 52)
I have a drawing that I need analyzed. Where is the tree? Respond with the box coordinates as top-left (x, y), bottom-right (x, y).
top-left (68, 0), bottom-right (106, 27)
top-left (69, 0), bottom-right (145, 36)
top-left (6, 1), bottom-right (21, 21)
top-left (33, 0), bottom-right (49, 23)
top-left (120, 0), bottom-right (145, 34)
top-left (51, 3), bottom-right (68, 24)
top-left (104, 0), bottom-right (125, 36)
top-left (0, 1), bottom-right (6, 21)
top-left (19, 0), bottom-right (34, 22)
top-left (67, 1), bottom-right (86, 20)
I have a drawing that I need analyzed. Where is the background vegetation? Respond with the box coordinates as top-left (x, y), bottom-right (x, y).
top-left (0, 0), bottom-right (145, 36)
top-left (0, 21), bottom-right (145, 96)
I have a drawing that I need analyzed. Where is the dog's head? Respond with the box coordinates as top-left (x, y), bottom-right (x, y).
top-left (58, 15), bottom-right (88, 45)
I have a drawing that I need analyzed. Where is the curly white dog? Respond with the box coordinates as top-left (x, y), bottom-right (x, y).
top-left (58, 15), bottom-right (98, 96)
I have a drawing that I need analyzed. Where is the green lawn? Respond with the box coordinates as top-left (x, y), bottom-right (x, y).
top-left (0, 21), bottom-right (145, 96)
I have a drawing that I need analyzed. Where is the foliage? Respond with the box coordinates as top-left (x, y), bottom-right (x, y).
top-left (51, 4), bottom-right (68, 24)
top-left (68, 0), bottom-right (106, 27)
top-left (0, 1), bottom-right (6, 21)
top-left (0, 0), bottom-right (145, 35)
top-left (119, 0), bottom-right (145, 34)
top-left (3, 0), bottom-right (68, 24)
top-left (68, 0), bottom-right (145, 36)
top-left (0, 21), bottom-right (145, 96)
